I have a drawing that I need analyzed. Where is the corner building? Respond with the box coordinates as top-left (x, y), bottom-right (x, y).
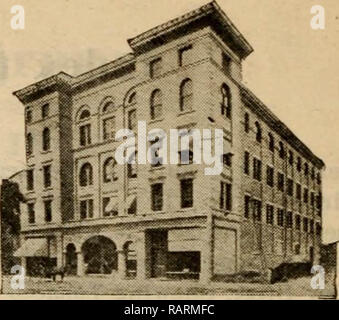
top-left (13, 2), bottom-right (324, 282)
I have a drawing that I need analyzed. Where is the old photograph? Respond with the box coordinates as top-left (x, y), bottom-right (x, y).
top-left (0, 0), bottom-right (338, 299)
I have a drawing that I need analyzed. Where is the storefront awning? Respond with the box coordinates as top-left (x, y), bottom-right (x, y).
top-left (14, 238), bottom-right (48, 257)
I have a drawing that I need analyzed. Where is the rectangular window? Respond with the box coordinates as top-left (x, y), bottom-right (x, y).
top-left (266, 166), bottom-right (274, 187)
top-left (266, 204), bottom-right (274, 224)
top-left (253, 158), bottom-right (262, 181)
top-left (304, 188), bottom-right (309, 204)
top-left (244, 195), bottom-right (250, 218)
top-left (222, 53), bottom-right (231, 74)
top-left (244, 113), bottom-right (250, 133)
top-left (286, 211), bottom-right (293, 228)
top-left (253, 199), bottom-right (262, 221)
top-left (26, 109), bottom-right (32, 123)
top-left (277, 208), bottom-right (284, 227)
top-left (316, 223), bottom-right (321, 235)
top-left (28, 203), bottom-right (35, 224)
top-left (316, 193), bottom-right (322, 213)
top-left (151, 183), bottom-right (163, 212)
top-left (296, 183), bottom-right (301, 200)
top-left (222, 153), bottom-right (232, 167)
top-left (42, 103), bottom-right (49, 119)
top-left (178, 45), bottom-right (192, 66)
top-left (181, 179), bottom-right (193, 209)
top-left (295, 215), bottom-right (301, 230)
top-left (102, 197), bottom-right (118, 217)
top-left (310, 219), bottom-right (314, 234)
top-left (277, 172), bottom-right (284, 192)
top-left (310, 192), bottom-right (315, 207)
top-left (43, 165), bottom-right (51, 188)
top-left (27, 169), bottom-right (34, 191)
top-left (150, 57), bottom-right (162, 78)
top-left (44, 200), bottom-right (52, 223)
top-left (287, 178), bottom-right (293, 196)
top-left (103, 117), bottom-right (115, 141)
top-left (80, 199), bottom-right (93, 220)
top-left (128, 109), bottom-right (137, 131)
top-left (220, 181), bottom-right (232, 212)
top-left (80, 124), bottom-right (91, 146)
top-left (297, 157), bottom-right (302, 171)
top-left (303, 217), bottom-right (309, 233)
top-left (244, 151), bottom-right (250, 175)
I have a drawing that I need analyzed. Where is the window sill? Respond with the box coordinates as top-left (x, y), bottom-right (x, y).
top-left (149, 118), bottom-right (164, 125)
top-left (41, 150), bottom-right (52, 155)
top-left (177, 109), bottom-right (195, 117)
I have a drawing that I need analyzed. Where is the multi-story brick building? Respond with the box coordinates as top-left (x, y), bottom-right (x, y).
top-left (13, 1), bottom-right (324, 282)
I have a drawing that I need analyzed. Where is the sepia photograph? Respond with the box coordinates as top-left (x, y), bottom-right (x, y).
top-left (0, 0), bottom-right (338, 301)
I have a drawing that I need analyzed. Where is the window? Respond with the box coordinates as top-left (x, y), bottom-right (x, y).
top-left (311, 167), bottom-right (315, 180)
top-left (253, 158), bottom-right (262, 181)
top-left (316, 192), bottom-right (322, 212)
top-left (244, 151), bottom-right (250, 175)
top-left (222, 153), bottom-right (232, 167)
top-left (295, 244), bottom-right (301, 255)
top-left (79, 163), bottom-right (93, 187)
top-left (26, 133), bottom-right (33, 156)
top-left (316, 172), bottom-right (321, 185)
top-left (220, 181), bottom-right (232, 212)
top-left (297, 157), bottom-right (302, 171)
top-left (244, 113), bottom-right (250, 133)
top-left (150, 137), bottom-right (163, 167)
top-left (42, 103), bottom-right (49, 119)
top-left (102, 101), bottom-right (114, 113)
top-left (303, 217), bottom-right (309, 233)
top-left (151, 183), bottom-right (163, 212)
top-left (266, 204), bottom-right (274, 224)
top-left (80, 199), bottom-right (93, 220)
top-left (178, 45), bottom-right (192, 66)
top-left (295, 215), bottom-right (301, 230)
top-left (254, 122), bottom-right (262, 143)
top-left (288, 150), bottom-right (294, 166)
top-left (181, 179), bottom-right (193, 209)
top-left (279, 142), bottom-right (285, 159)
top-left (266, 166), bottom-right (274, 187)
top-left (180, 79), bottom-right (193, 112)
top-left (268, 133), bottom-right (274, 152)
top-left (310, 192), bottom-right (315, 207)
top-left (150, 89), bottom-right (163, 120)
top-left (316, 223), bottom-right (321, 235)
top-left (287, 178), bottom-right (293, 196)
top-left (277, 208), bottom-right (284, 226)
top-left (102, 197), bottom-right (118, 217)
top-left (127, 151), bottom-right (137, 179)
top-left (79, 109), bottom-right (90, 120)
top-left (43, 165), bottom-right (51, 188)
top-left (26, 108), bottom-right (32, 123)
top-left (244, 195), bottom-right (250, 218)
top-left (44, 200), bottom-right (52, 223)
top-left (103, 157), bottom-right (118, 183)
top-left (286, 211), bottom-right (293, 228)
top-left (253, 199), bottom-right (262, 221)
top-left (127, 92), bottom-right (136, 105)
top-left (150, 58), bottom-right (162, 78)
top-left (103, 117), bottom-right (115, 141)
top-left (128, 197), bottom-right (137, 215)
top-left (221, 84), bottom-right (231, 118)
top-left (304, 163), bottom-right (309, 176)
top-left (310, 219), bottom-right (314, 234)
top-left (277, 172), bottom-right (284, 192)
top-left (222, 53), bottom-right (231, 74)
top-left (26, 169), bottom-right (34, 191)
top-left (296, 183), bottom-right (301, 200)
top-left (79, 124), bottom-right (91, 146)
top-left (42, 127), bottom-right (50, 151)
top-left (28, 203), bottom-right (35, 224)
top-left (304, 188), bottom-right (309, 204)
top-left (128, 109), bottom-right (137, 131)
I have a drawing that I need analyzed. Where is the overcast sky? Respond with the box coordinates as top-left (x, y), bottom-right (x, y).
top-left (0, 0), bottom-right (338, 241)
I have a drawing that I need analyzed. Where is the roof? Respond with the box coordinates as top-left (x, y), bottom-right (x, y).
top-left (128, 1), bottom-right (253, 58)
top-left (240, 84), bottom-right (325, 169)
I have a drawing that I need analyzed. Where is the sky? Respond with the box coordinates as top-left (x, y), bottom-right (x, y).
top-left (0, 0), bottom-right (338, 241)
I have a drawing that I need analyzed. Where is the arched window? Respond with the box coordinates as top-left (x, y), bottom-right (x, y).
top-left (150, 89), bottom-right (162, 120)
top-left (180, 79), bottom-right (193, 112)
top-left (26, 133), bottom-right (33, 156)
top-left (103, 157), bottom-right (118, 183)
top-left (127, 92), bottom-right (136, 105)
top-left (79, 163), bottom-right (93, 187)
top-left (268, 133), bottom-right (274, 151)
top-left (79, 109), bottom-right (90, 120)
top-left (221, 84), bottom-right (231, 118)
top-left (42, 128), bottom-right (50, 151)
top-left (102, 101), bottom-right (114, 113)
top-left (254, 121), bottom-right (262, 143)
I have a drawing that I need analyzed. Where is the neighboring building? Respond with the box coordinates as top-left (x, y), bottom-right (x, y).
top-left (13, 1), bottom-right (324, 281)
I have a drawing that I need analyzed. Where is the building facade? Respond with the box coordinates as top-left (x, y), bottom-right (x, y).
top-left (13, 1), bottom-right (324, 281)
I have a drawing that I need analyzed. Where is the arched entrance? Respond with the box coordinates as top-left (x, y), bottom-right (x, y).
top-left (65, 243), bottom-right (77, 275)
top-left (82, 236), bottom-right (117, 274)
top-left (124, 241), bottom-right (137, 278)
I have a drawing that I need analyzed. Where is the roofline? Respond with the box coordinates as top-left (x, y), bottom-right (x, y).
top-left (240, 84), bottom-right (325, 169)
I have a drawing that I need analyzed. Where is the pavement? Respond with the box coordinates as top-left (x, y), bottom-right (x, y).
top-left (1, 274), bottom-right (333, 298)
